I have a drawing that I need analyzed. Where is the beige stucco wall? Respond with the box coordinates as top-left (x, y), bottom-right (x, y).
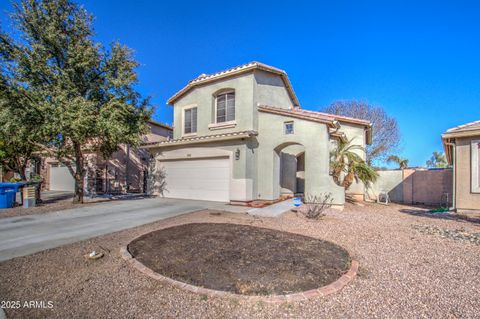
top-left (256, 112), bottom-right (344, 204)
top-left (253, 70), bottom-right (294, 109)
top-left (171, 70), bottom-right (296, 140)
top-left (367, 169), bottom-right (404, 202)
top-left (149, 139), bottom-right (255, 201)
top-left (144, 124), bottom-right (172, 143)
top-left (150, 110), bottom-right (348, 205)
top-left (455, 136), bottom-right (480, 212)
top-left (335, 122), bottom-right (367, 198)
top-left (172, 73), bottom-right (255, 139)
top-left (162, 69), bottom-right (369, 206)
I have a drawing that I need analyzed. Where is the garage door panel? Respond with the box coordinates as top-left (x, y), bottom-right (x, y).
top-left (49, 165), bottom-right (75, 191)
top-left (163, 160), bottom-right (229, 169)
top-left (164, 182), bottom-right (228, 191)
top-left (164, 167), bottom-right (230, 181)
top-left (160, 158), bottom-right (230, 202)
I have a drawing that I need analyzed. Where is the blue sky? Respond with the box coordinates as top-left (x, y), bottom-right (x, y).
top-left (1, 0), bottom-right (480, 166)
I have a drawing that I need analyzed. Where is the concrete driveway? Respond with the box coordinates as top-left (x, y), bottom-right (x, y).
top-left (40, 190), bottom-right (74, 202)
top-left (0, 197), bottom-right (246, 262)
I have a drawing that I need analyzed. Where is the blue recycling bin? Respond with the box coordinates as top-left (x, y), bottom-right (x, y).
top-left (0, 182), bottom-right (24, 209)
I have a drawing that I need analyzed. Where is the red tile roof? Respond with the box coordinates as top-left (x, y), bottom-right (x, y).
top-left (141, 130), bottom-right (258, 148)
top-left (167, 62), bottom-right (299, 106)
top-left (445, 120), bottom-right (480, 134)
top-left (258, 105), bottom-right (372, 127)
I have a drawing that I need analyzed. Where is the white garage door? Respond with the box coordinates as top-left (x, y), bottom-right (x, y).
top-left (161, 158), bottom-right (230, 202)
top-left (49, 164), bottom-right (75, 191)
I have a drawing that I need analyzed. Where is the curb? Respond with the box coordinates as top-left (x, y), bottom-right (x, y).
top-left (120, 231), bottom-right (358, 303)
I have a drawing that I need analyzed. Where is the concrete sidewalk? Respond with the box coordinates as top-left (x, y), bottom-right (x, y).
top-left (0, 198), bottom-right (247, 262)
top-left (247, 199), bottom-right (294, 217)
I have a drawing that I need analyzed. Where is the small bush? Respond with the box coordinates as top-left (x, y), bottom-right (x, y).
top-left (302, 193), bottom-right (333, 220)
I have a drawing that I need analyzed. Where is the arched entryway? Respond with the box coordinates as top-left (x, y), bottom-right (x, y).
top-left (274, 143), bottom-right (305, 198)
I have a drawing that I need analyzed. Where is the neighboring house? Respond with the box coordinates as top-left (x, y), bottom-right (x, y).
top-left (442, 120), bottom-right (480, 213)
top-left (36, 120), bottom-right (172, 194)
top-left (0, 167), bottom-right (13, 182)
top-left (143, 62), bottom-right (372, 207)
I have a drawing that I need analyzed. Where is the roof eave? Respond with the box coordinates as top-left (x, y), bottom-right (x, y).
top-left (258, 106), bottom-right (337, 128)
top-left (441, 136), bottom-right (455, 165)
top-left (140, 131), bottom-right (258, 149)
top-left (147, 119), bottom-right (173, 131)
top-left (441, 129), bottom-right (480, 139)
top-left (330, 131), bottom-right (348, 143)
top-left (167, 63), bottom-right (300, 107)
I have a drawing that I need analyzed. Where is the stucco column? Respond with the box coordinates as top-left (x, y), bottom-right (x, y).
top-left (304, 142), bottom-right (345, 205)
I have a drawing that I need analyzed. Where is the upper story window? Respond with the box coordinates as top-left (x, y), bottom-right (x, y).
top-left (284, 121), bottom-right (294, 134)
top-left (184, 107), bottom-right (197, 134)
top-left (216, 91), bottom-right (235, 123)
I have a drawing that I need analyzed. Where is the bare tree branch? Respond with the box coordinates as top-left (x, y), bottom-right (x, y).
top-left (322, 100), bottom-right (401, 164)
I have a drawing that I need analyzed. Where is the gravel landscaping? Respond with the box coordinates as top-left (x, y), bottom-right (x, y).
top-left (412, 224), bottom-right (480, 245)
top-left (1, 202), bottom-right (479, 318)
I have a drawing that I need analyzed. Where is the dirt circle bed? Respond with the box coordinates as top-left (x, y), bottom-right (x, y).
top-left (127, 223), bottom-right (352, 296)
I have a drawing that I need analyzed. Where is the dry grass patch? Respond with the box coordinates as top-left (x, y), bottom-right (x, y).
top-left (128, 222), bottom-right (350, 295)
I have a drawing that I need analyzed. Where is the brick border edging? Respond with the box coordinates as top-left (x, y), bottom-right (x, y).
top-left (120, 238), bottom-right (358, 304)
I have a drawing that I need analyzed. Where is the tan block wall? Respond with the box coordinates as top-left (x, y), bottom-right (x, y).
top-left (455, 136), bottom-right (480, 212)
top-left (404, 169), bottom-right (453, 205)
top-left (369, 168), bottom-right (453, 206)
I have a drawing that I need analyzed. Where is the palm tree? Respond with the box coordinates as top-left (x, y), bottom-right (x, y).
top-left (330, 139), bottom-right (379, 190)
top-left (387, 155), bottom-right (409, 169)
top-left (426, 151), bottom-right (448, 168)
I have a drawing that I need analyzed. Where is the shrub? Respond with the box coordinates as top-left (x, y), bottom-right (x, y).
top-left (302, 193), bottom-right (333, 220)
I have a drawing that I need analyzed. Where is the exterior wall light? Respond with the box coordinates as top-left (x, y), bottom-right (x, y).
top-left (235, 148), bottom-right (240, 160)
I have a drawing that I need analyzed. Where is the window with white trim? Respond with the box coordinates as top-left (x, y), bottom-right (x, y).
top-left (184, 107), bottom-right (197, 134)
top-left (284, 121), bottom-right (294, 134)
top-left (473, 140), bottom-right (480, 193)
top-left (216, 91), bottom-right (235, 123)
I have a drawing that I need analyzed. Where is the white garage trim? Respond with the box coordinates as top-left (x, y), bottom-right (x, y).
top-left (49, 163), bottom-right (75, 191)
top-left (159, 157), bottom-right (230, 202)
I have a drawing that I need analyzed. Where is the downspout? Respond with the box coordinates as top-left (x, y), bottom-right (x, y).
top-left (445, 142), bottom-right (456, 211)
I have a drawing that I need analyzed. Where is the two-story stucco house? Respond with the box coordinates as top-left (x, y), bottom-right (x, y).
top-left (143, 62), bottom-right (372, 207)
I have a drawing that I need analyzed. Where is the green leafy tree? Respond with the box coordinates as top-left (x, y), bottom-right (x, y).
top-left (386, 155), bottom-right (409, 169)
top-left (0, 31), bottom-right (42, 180)
top-left (426, 151), bottom-right (448, 168)
top-left (0, 0), bottom-right (151, 203)
top-left (0, 135), bottom-right (35, 181)
top-left (330, 139), bottom-right (379, 190)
